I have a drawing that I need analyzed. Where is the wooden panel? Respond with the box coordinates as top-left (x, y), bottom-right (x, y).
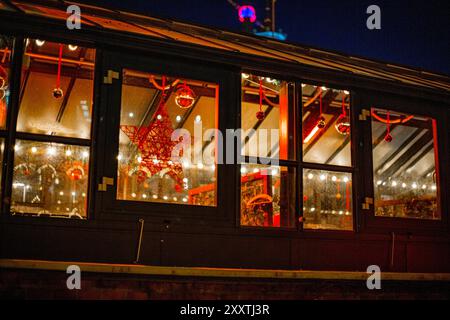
top-left (160, 233), bottom-right (291, 269)
top-left (406, 242), bottom-right (450, 272)
top-left (0, 224), bottom-right (137, 264)
top-left (298, 238), bottom-right (360, 271)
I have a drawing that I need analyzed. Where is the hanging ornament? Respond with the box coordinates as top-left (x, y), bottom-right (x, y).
top-left (52, 44), bottom-right (64, 99)
top-left (14, 163), bottom-right (32, 176)
top-left (384, 111), bottom-right (393, 142)
top-left (335, 95), bottom-right (351, 135)
top-left (256, 79), bottom-right (265, 120)
top-left (317, 88), bottom-right (326, 128)
top-left (66, 163), bottom-right (85, 181)
top-left (174, 82), bottom-right (196, 109)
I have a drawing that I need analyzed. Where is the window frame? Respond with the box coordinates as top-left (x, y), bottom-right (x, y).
top-left (96, 50), bottom-right (237, 223)
top-left (357, 89), bottom-right (449, 232)
top-left (299, 80), bottom-right (358, 233)
top-left (0, 34), bottom-right (99, 221)
top-left (238, 71), bottom-right (300, 231)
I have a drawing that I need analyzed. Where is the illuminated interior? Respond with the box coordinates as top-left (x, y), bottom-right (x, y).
top-left (10, 38), bottom-right (95, 218)
top-left (302, 84), bottom-right (351, 167)
top-left (302, 83), bottom-right (353, 230)
top-left (240, 73), bottom-right (294, 160)
top-left (240, 163), bottom-right (296, 228)
top-left (239, 73), bottom-right (296, 228)
top-left (371, 108), bottom-right (440, 220)
top-left (117, 69), bottom-right (218, 206)
top-left (303, 169), bottom-right (353, 231)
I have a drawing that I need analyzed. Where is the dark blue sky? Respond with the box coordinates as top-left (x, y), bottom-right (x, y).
top-left (85, 0), bottom-right (450, 75)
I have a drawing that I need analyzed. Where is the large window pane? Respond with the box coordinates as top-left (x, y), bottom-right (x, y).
top-left (17, 39), bottom-right (95, 139)
top-left (371, 108), bottom-right (440, 220)
top-left (302, 84), bottom-right (351, 166)
top-left (241, 73), bottom-right (295, 160)
top-left (11, 140), bottom-right (89, 218)
top-left (240, 164), bottom-right (296, 228)
top-left (117, 69), bottom-right (218, 206)
top-left (0, 35), bottom-right (13, 129)
top-left (303, 169), bottom-right (353, 231)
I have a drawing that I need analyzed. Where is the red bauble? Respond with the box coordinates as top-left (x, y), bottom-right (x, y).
top-left (256, 111), bottom-right (265, 120)
top-left (317, 116), bottom-right (326, 129)
top-left (335, 115), bottom-right (351, 135)
top-left (70, 168), bottom-right (83, 180)
top-left (384, 133), bottom-right (393, 143)
top-left (175, 84), bottom-right (196, 109)
top-left (53, 87), bottom-right (64, 99)
top-left (136, 170), bottom-right (148, 183)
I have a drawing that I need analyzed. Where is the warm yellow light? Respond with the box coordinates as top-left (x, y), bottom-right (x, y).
top-left (303, 126), bottom-right (319, 143)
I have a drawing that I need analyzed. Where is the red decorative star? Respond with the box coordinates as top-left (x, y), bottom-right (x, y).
top-left (121, 92), bottom-right (185, 191)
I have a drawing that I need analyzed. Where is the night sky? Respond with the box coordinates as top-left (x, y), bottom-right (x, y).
top-left (84, 0), bottom-right (449, 75)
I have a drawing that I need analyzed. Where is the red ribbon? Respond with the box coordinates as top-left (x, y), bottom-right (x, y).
top-left (56, 43), bottom-right (63, 89)
top-left (259, 79), bottom-right (263, 113)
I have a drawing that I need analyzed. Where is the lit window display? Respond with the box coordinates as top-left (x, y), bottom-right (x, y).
top-left (117, 69), bottom-right (218, 206)
top-left (303, 169), bottom-right (353, 231)
top-left (11, 140), bottom-right (89, 218)
top-left (17, 39), bottom-right (95, 139)
top-left (0, 35), bottom-right (12, 129)
top-left (240, 164), bottom-right (296, 228)
top-left (241, 73), bottom-right (295, 160)
top-left (302, 84), bottom-right (351, 167)
top-left (371, 108), bottom-right (440, 220)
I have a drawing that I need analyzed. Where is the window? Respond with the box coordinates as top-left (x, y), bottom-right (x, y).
top-left (17, 39), bottom-right (95, 139)
top-left (0, 35), bottom-right (12, 129)
top-left (302, 84), bottom-right (351, 166)
top-left (240, 164), bottom-right (296, 227)
top-left (11, 140), bottom-right (89, 218)
top-left (0, 34), bottom-right (13, 199)
top-left (302, 84), bottom-right (353, 231)
top-left (240, 73), bottom-right (296, 228)
top-left (10, 39), bottom-right (95, 219)
top-left (371, 107), bottom-right (440, 220)
top-left (117, 69), bottom-right (218, 206)
top-left (303, 169), bottom-right (353, 230)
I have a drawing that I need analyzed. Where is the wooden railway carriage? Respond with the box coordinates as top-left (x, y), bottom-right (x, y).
top-left (0, 0), bottom-right (449, 280)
